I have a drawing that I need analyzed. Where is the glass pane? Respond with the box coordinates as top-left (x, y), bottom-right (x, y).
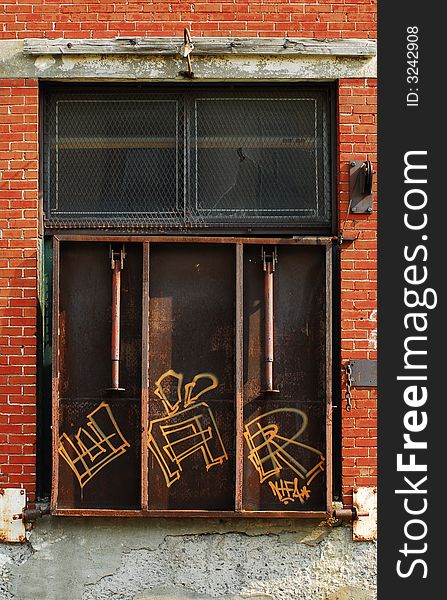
top-left (193, 94), bottom-right (331, 226)
top-left (44, 87), bottom-right (332, 230)
top-left (46, 96), bottom-right (181, 227)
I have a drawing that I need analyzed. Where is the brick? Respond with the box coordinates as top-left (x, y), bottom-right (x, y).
top-left (0, 10), bottom-right (376, 499)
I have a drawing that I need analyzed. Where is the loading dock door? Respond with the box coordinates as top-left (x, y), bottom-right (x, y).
top-left (52, 238), bottom-right (331, 515)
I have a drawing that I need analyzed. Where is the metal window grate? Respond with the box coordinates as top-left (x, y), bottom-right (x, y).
top-left (43, 86), bottom-right (332, 230)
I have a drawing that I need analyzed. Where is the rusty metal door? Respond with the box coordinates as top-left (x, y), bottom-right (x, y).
top-left (51, 237), bottom-right (331, 516)
top-left (54, 242), bottom-right (142, 510)
top-left (147, 244), bottom-right (236, 510)
top-left (242, 245), bottom-right (328, 511)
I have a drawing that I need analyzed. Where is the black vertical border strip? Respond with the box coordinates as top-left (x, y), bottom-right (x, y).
top-left (379, 2), bottom-right (445, 597)
top-left (331, 242), bottom-right (342, 501)
top-left (330, 81), bottom-right (342, 501)
top-left (36, 83), bottom-right (53, 500)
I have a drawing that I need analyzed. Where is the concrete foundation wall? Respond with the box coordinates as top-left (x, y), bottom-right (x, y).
top-left (0, 519), bottom-right (376, 600)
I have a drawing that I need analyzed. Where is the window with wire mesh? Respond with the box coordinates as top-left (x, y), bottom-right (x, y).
top-left (43, 86), bottom-right (332, 230)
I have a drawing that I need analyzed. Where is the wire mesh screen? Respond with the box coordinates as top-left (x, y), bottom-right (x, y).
top-left (43, 87), bottom-right (332, 230)
top-left (44, 93), bottom-right (184, 229)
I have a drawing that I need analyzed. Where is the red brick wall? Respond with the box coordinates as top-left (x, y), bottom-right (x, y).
top-left (338, 78), bottom-right (377, 504)
top-left (0, 2), bottom-right (377, 510)
top-left (0, 0), bottom-right (376, 40)
top-left (0, 79), bottom-right (39, 501)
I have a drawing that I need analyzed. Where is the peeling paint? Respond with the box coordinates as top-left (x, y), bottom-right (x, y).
top-left (0, 40), bottom-right (377, 81)
top-left (34, 56), bottom-right (56, 71)
top-left (368, 311), bottom-right (377, 349)
top-left (0, 489), bottom-right (27, 543)
top-left (368, 330), bottom-right (377, 350)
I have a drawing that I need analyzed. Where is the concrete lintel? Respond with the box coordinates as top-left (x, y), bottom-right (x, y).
top-left (0, 41), bottom-right (377, 81)
top-left (24, 36), bottom-right (377, 58)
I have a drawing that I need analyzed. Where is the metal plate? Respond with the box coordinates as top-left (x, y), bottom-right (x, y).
top-left (353, 486), bottom-right (377, 541)
top-left (349, 359), bottom-right (377, 387)
top-left (0, 488), bottom-right (26, 543)
top-left (51, 237), bottom-right (332, 516)
top-left (58, 397), bottom-right (141, 509)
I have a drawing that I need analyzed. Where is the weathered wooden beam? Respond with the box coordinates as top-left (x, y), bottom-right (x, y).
top-left (23, 37), bottom-right (376, 57)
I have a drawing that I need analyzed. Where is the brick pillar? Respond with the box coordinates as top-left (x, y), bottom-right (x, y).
top-left (338, 78), bottom-right (377, 505)
top-left (0, 78), bottom-right (39, 502)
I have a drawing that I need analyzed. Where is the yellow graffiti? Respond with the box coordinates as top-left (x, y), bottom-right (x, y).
top-left (153, 369), bottom-right (219, 415)
top-left (244, 408), bottom-right (325, 505)
top-left (148, 370), bottom-right (228, 488)
top-left (268, 478), bottom-right (311, 505)
top-left (58, 402), bottom-right (130, 489)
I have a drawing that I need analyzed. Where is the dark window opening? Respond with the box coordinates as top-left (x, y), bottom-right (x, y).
top-left (42, 84), bottom-right (333, 232)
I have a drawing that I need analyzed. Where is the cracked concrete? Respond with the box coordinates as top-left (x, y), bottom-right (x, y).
top-left (0, 517), bottom-right (376, 600)
top-left (0, 541), bottom-right (34, 600)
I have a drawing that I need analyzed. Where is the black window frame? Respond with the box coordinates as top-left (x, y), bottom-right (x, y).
top-left (40, 82), bottom-right (338, 237)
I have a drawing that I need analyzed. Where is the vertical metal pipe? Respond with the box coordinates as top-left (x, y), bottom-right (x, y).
top-left (264, 261), bottom-right (274, 391)
top-left (263, 246), bottom-right (279, 394)
top-left (111, 261), bottom-right (121, 389)
top-left (235, 243), bottom-right (244, 511)
top-left (109, 245), bottom-right (125, 391)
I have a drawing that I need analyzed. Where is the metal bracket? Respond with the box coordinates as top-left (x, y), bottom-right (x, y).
top-left (331, 489), bottom-right (376, 541)
top-left (179, 28), bottom-right (194, 78)
top-left (349, 160), bottom-right (374, 214)
top-left (262, 245), bottom-right (278, 272)
top-left (110, 243), bottom-right (125, 270)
